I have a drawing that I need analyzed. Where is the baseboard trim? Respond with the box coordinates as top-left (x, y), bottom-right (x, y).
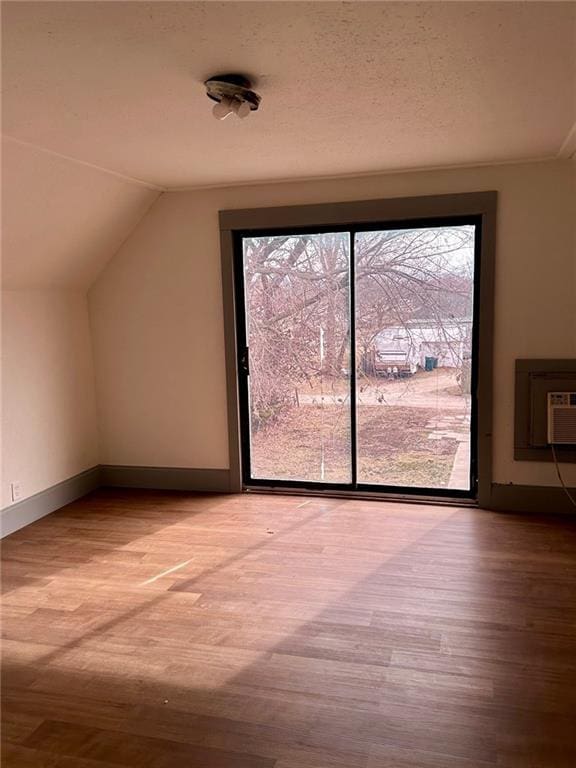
top-left (3, 469), bottom-right (572, 539)
top-left (100, 465), bottom-right (231, 493)
top-left (1, 466), bottom-right (101, 538)
top-left (489, 483), bottom-right (576, 514)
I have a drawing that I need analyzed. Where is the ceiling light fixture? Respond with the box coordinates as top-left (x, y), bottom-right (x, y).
top-left (205, 74), bottom-right (261, 121)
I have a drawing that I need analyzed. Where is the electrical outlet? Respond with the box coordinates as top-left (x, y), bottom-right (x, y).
top-left (10, 482), bottom-right (23, 502)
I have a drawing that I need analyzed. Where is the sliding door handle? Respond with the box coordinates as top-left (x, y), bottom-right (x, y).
top-left (240, 347), bottom-right (250, 376)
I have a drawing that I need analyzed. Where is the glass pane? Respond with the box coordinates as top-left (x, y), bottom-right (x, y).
top-left (242, 233), bottom-right (352, 483)
top-left (355, 225), bottom-right (475, 491)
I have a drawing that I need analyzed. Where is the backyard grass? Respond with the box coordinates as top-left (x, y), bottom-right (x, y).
top-left (251, 403), bottom-right (458, 488)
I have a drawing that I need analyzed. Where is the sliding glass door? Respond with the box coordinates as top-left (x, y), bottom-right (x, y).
top-left (354, 226), bottom-right (475, 491)
top-left (235, 219), bottom-right (478, 498)
top-left (239, 232), bottom-right (352, 485)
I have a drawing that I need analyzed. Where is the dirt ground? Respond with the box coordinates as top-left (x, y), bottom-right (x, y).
top-left (250, 368), bottom-right (470, 489)
top-left (301, 368), bottom-right (468, 409)
top-left (251, 403), bottom-right (461, 488)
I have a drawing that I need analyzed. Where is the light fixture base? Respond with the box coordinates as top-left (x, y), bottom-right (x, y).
top-left (204, 74), bottom-right (261, 115)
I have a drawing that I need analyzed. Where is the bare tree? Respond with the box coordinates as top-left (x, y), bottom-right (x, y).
top-left (243, 227), bottom-right (474, 429)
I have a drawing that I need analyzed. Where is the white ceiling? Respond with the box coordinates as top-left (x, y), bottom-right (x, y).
top-left (3, 1), bottom-right (575, 189)
top-left (2, 137), bottom-right (159, 288)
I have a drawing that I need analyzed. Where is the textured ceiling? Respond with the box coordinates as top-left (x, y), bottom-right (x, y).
top-left (3, 1), bottom-right (575, 189)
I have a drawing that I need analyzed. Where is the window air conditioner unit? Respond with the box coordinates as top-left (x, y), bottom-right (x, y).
top-left (547, 392), bottom-right (576, 445)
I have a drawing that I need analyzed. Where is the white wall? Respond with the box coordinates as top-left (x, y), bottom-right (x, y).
top-left (89, 159), bottom-right (576, 487)
top-left (1, 137), bottom-right (158, 519)
top-left (2, 137), bottom-right (160, 289)
top-left (1, 290), bottom-right (99, 508)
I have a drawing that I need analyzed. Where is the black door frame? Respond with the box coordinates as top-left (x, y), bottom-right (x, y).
top-left (219, 192), bottom-right (497, 507)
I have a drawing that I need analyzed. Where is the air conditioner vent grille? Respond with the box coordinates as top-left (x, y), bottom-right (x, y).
top-left (548, 393), bottom-right (576, 445)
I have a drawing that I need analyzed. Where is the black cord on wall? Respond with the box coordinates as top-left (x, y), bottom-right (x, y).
top-left (551, 444), bottom-right (576, 508)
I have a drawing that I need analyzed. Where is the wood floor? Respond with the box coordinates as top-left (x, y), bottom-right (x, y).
top-left (2, 490), bottom-right (576, 767)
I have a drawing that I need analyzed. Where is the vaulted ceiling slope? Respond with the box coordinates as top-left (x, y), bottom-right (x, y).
top-left (1, 137), bottom-right (160, 289)
top-left (3, 1), bottom-right (575, 190)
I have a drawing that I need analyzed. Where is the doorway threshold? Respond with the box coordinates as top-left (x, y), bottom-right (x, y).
top-left (243, 486), bottom-right (478, 508)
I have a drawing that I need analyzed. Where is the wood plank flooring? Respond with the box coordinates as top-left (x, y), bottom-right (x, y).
top-left (2, 489), bottom-right (576, 767)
